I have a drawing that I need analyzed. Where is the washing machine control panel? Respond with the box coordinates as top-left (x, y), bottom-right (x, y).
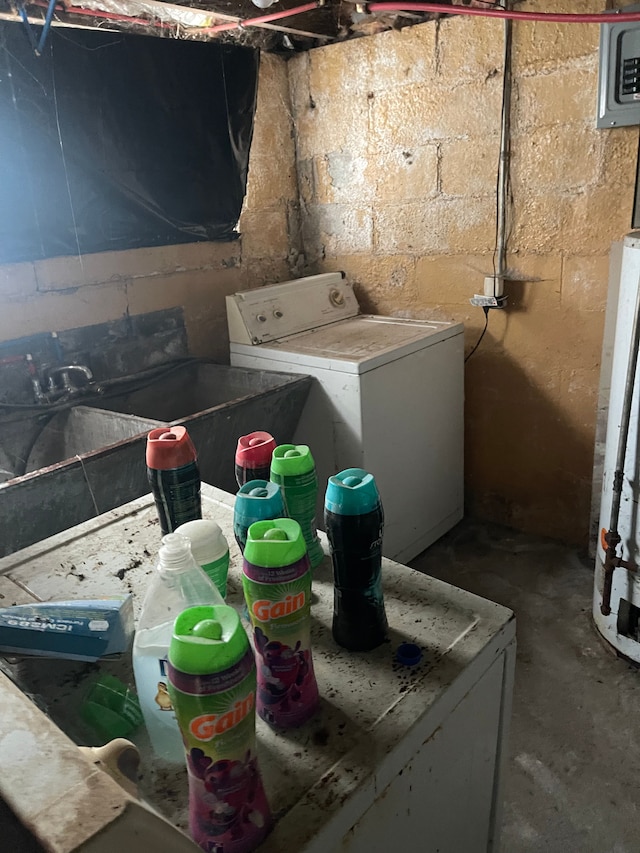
top-left (226, 273), bottom-right (359, 345)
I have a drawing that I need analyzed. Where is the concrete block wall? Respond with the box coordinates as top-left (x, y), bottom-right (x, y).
top-left (1, 12), bottom-right (634, 547)
top-left (0, 54), bottom-right (298, 366)
top-left (287, 1), bottom-right (637, 545)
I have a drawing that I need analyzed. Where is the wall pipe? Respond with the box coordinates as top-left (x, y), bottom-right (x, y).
top-left (495, 6), bottom-right (511, 286)
top-left (28, 0), bottom-right (329, 40)
top-left (601, 269), bottom-right (640, 615)
top-left (36, 0), bottom-right (57, 53)
top-left (367, 3), bottom-right (640, 24)
top-left (194, 0), bottom-right (322, 34)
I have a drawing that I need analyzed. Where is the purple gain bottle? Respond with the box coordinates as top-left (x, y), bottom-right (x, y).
top-left (167, 605), bottom-right (271, 853)
top-left (242, 518), bottom-right (319, 729)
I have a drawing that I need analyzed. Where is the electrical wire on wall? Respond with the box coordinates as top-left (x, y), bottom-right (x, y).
top-left (465, 0), bottom-right (512, 363)
top-left (465, 306), bottom-right (490, 363)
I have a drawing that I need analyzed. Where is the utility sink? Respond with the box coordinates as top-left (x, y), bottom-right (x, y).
top-left (25, 407), bottom-right (159, 473)
top-left (94, 362), bottom-right (282, 422)
top-left (0, 362), bottom-right (312, 556)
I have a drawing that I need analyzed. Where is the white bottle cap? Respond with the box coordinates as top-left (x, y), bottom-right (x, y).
top-left (175, 519), bottom-right (229, 565)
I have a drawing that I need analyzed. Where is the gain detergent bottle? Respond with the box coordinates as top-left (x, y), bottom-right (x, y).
top-left (167, 605), bottom-right (271, 853)
top-left (242, 518), bottom-right (319, 729)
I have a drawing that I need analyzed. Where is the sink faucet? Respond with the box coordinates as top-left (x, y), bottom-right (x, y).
top-left (47, 364), bottom-right (93, 395)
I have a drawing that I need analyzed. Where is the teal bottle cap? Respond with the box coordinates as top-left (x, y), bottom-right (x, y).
top-left (324, 468), bottom-right (381, 516)
top-left (168, 605), bottom-right (248, 675)
top-left (244, 518), bottom-right (306, 567)
top-left (270, 444), bottom-right (315, 477)
top-left (235, 480), bottom-right (284, 522)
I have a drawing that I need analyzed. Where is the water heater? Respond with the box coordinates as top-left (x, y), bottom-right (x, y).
top-left (594, 232), bottom-right (640, 661)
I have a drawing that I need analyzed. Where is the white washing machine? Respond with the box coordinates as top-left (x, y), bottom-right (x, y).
top-left (227, 273), bottom-right (464, 564)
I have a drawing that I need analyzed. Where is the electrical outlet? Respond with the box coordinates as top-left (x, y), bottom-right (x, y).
top-left (470, 294), bottom-right (508, 308)
top-left (483, 275), bottom-right (504, 298)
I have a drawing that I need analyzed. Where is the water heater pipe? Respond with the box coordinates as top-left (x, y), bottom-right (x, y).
top-left (601, 269), bottom-right (640, 616)
top-left (366, 3), bottom-right (640, 24)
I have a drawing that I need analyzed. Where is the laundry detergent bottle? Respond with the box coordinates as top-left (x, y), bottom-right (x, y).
top-left (324, 468), bottom-right (388, 651)
top-left (270, 444), bottom-right (324, 569)
top-left (233, 480), bottom-right (285, 554)
top-left (146, 426), bottom-right (201, 535)
top-left (132, 534), bottom-right (224, 763)
top-left (235, 431), bottom-right (277, 487)
top-left (176, 519), bottom-right (230, 600)
top-left (167, 605), bottom-right (271, 853)
top-left (242, 518), bottom-right (319, 729)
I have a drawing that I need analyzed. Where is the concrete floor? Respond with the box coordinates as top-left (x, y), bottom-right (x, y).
top-left (410, 520), bottom-right (640, 853)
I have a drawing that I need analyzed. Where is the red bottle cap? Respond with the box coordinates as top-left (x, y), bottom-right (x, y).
top-left (235, 431), bottom-right (276, 470)
top-left (146, 426), bottom-right (197, 470)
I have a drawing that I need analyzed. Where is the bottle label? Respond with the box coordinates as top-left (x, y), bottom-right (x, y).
top-left (242, 553), bottom-right (309, 584)
top-left (251, 592), bottom-right (305, 622)
top-left (147, 463), bottom-right (201, 534)
top-left (241, 570), bottom-right (319, 729)
top-left (189, 692), bottom-right (255, 741)
top-left (201, 553), bottom-right (229, 599)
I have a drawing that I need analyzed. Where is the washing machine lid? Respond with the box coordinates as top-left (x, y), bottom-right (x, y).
top-left (226, 273), bottom-right (359, 345)
top-left (240, 315), bottom-right (464, 374)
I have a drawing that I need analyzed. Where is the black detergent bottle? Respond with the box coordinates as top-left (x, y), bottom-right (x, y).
top-left (146, 426), bottom-right (201, 535)
top-left (324, 468), bottom-right (388, 651)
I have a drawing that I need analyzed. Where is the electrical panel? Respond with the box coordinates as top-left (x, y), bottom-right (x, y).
top-left (598, 5), bottom-right (640, 128)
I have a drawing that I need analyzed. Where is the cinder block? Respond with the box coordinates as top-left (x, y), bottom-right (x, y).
top-left (301, 204), bottom-right (373, 258)
top-left (318, 254), bottom-right (426, 318)
top-left (437, 14), bottom-right (504, 83)
top-left (126, 268), bottom-right (244, 319)
top-left (250, 58), bottom-right (297, 201)
top-left (562, 255), bottom-right (609, 312)
top-left (509, 193), bottom-right (576, 254)
top-left (512, 20), bottom-right (598, 71)
top-left (374, 145), bottom-right (439, 203)
top-left (511, 124), bottom-right (600, 193)
top-left (511, 0), bottom-right (602, 71)
top-left (309, 36), bottom-right (374, 102)
top-left (125, 272), bottom-right (186, 317)
top-left (0, 282), bottom-right (127, 340)
top-left (239, 209), bottom-right (290, 259)
top-left (368, 22), bottom-right (437, 93)
top-left (446, 196), bottom-right (496, 253)
top-left (245, 154), bottom-right (298, 211)
top-left (242, 258), bottom-right (294, 288)
top-left (374, 201), bottom-right (450, 255)
top-left (514, 67), bottom-right (597, 131)
top-left (598, 126), bottom-right (638, 188)
top-left (294, 92), bottom-right (371, 162)
top-left (373, 77), bottom-right (501, 149)
top-left (440, 138), bottom-right (499, 197)
top-left (315, 151), bottom-right (375, 205)
top-left (33, 243), bottom-right (240, 292)
top-left (558, 186), bottom-right (631, 254)
top-left (255, 54), bottom-right (292, 120)
top-left (415, 254), bottom-right (494, 304)
top-left (182, 268), bottom-right (245, 314)
top-left (503, 254), bottom-right (563, 311)
top-left (0, 263), bottom-right (37, 299)
top-left (503, 303), bottom-right (605, 371)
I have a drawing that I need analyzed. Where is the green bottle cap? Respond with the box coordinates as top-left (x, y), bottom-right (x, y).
top-left (168, 605), bottom-right (249, 675)
top-left (244, 518), bottom-right (306, 567)
top-left (270, 444), bottom-right (315, 477)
